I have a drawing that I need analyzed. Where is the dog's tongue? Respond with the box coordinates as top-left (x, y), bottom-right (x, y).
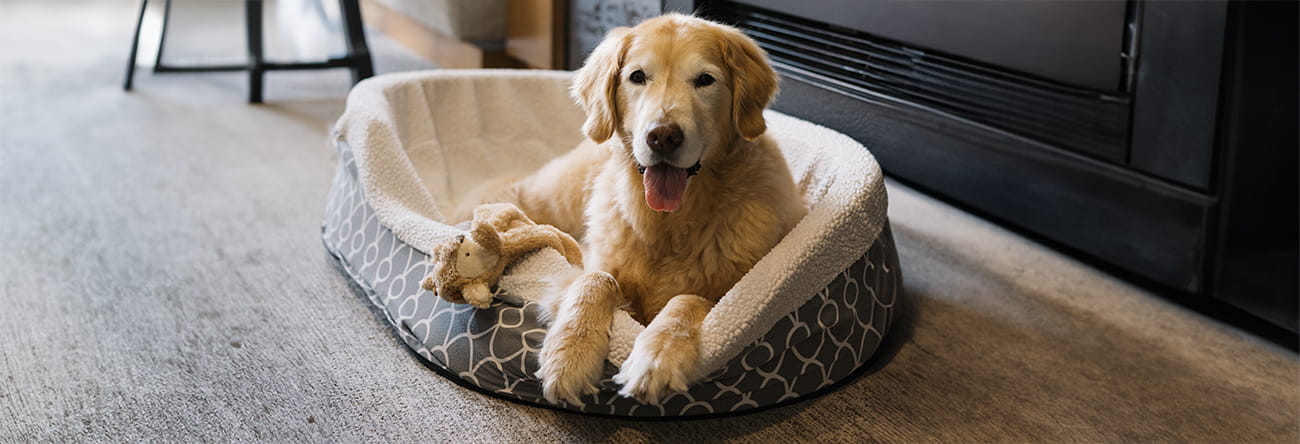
top-left (643, 164), bottom-right (689, 212)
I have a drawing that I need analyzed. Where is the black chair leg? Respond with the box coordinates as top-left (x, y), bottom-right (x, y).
top-left (245, 0), bottom-right (264, 103)
top-left (131, 0), bottom-right (368, 99)
top-left (124, 0), bottom-right (149, 91)
top-left (152, 0), bottom-right (173, 72)
top-left (338, 0), bottom-right (374, 85)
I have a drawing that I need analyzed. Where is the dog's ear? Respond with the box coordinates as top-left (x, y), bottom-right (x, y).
top-left (722, 27), bottom-right (779, 141)
top-left (571, 27), bottom-right (632, 143)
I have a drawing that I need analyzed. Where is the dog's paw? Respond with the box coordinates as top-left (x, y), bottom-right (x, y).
top-left (613, 325), bottom-right (700, 404)
top-left (535, 329), bottom-right (606, 406)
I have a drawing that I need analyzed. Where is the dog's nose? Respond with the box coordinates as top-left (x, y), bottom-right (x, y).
top-left (646, 124), bottom-right (684, 154)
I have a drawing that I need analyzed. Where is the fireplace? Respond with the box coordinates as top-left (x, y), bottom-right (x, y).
top-left (666, 0), bottom-right (1299, 333)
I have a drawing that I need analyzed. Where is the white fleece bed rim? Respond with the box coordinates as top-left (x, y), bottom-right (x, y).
top-left (331, 69), bottom-right (888, 376)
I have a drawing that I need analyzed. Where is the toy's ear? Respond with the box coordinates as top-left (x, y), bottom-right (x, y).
top-left (572, 27), bottom-right (632, 143)
top-left (721, 26), bottom-right (779, 141)
top-left (469, 222), bottom-right (502, 253)
top-left (427, 235), bottom-right (462, 279)
top-left (424, 237), bottom-right (465, 301)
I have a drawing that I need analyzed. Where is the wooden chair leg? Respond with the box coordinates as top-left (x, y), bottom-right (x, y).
top-left (123, 0), bottom-right (149, 91)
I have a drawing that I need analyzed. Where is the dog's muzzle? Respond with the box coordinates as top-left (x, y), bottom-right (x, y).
top-left (638, 161), bottom-right (702, 176)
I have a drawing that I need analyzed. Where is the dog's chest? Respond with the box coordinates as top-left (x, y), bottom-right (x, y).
top-left (591, 208), bottom-right (775, 322)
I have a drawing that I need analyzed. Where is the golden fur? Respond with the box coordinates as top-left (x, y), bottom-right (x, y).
top-left (456, 14), bottom-right (806, 404)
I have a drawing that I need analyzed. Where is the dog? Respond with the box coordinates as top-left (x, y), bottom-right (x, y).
top-left (456, 13), bottom-right (807, 405)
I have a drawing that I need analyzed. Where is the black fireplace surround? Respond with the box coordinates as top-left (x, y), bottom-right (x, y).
top-left (664, 0), bottom-right (1298, 336)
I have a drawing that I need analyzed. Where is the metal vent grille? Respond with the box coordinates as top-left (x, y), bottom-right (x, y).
top-left (713, 2), bottom-right (1132, 163)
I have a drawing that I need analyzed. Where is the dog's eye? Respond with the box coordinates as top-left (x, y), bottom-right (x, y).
top-left (629, 70), bottom-right (646, 85)
top-left (693, 73), bottom-right (715, 88)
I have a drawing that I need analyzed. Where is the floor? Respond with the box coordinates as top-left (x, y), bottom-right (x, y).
top-left (1, 1), bottom-right (1296, 442)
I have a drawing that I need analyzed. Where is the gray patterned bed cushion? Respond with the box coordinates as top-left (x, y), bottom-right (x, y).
top-left (323, 144), bottom-right (903, 417)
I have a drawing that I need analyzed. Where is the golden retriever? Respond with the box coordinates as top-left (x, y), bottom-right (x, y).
top-left (456, 13), bottom-right (806, 405)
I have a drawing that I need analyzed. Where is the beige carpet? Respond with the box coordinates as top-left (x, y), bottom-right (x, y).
top-left (1, 1), bottom-right (1296, 442)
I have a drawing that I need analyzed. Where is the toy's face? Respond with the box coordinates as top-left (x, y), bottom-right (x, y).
top-left (455, 234), bottom-right (499, 279)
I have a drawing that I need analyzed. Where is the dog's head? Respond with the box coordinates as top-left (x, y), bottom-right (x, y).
top-left (571, 14), bottom-right (779, 212)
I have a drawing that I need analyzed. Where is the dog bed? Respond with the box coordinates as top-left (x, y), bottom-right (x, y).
top-left (322, 70), bottom-right (902, 417)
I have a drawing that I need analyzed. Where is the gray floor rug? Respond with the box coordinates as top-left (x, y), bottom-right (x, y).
top-left (1, 1), bottom-right (1296, 442)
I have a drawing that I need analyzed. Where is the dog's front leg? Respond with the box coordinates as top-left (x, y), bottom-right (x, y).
top-left (535, 271), bottom-right (620, 406)
top-left (614, 294), bottom-right (712, 403)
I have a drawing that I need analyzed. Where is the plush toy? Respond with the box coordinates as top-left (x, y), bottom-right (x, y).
top-left (421, 203), bottom-right (584, 308)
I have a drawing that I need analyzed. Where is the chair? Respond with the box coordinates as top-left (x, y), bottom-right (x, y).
top-left (123, 0), bottom-right (375, 103)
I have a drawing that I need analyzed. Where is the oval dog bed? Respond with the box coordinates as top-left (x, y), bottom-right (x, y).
top-left (322, 70), bottom-right (902, 417)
